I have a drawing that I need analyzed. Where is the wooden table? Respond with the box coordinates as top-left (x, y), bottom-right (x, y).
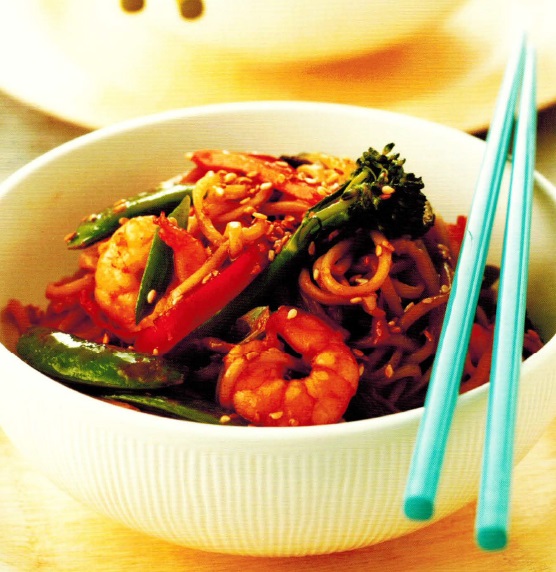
top-left (2, 91), bottom-right (556, 571)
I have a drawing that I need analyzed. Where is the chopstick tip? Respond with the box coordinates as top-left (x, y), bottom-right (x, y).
top-left (476, 526), bottom-right (508, 551)
top-left (404, 496), bottom-right (434, 521)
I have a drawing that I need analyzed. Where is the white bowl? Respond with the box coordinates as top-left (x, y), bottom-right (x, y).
top-left (1, 102), bottom-right (556, 556)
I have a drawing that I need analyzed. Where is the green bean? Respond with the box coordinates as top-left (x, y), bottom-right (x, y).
top-left (17, 327), bottom-right (184, 389)
top-left (135, 195), bottom-right (191, 323)
top-left (101, 394), bottom-right (246, 425)
top-left (65, 182), bottom-right (194, 249)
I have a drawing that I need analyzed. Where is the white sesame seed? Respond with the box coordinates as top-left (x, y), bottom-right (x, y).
top-left (260, 181), bottom-right (273, 191)
top-left (287, 308), bottom-right (298, 320)
top-left (147, 289), bottom-right (157, 304)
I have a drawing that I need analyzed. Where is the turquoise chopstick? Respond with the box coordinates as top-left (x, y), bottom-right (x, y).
top-left (403, 35), bottom-right (527, 522)
top-left (475, 44), bottom-right (537, 552)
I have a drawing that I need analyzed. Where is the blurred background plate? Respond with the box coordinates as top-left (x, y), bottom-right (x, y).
top-left (0, 0), bottom-right (554, 132)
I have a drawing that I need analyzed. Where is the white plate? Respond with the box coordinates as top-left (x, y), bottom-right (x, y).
top-left (0, 0), bottom-right (554, 131)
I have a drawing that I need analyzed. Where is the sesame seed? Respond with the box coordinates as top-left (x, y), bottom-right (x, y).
top-left (152, 348), bottom-right (159, 356)
top-left (422, 297), bottom-right (433, 304)
top-left (359, 364), bottom-right (365, 376)
top-left (382, 185), bottom-right (395, 195)
top-left (317, 186), bottom-right (328, 196)
top-left (224, 172), bottom-right (237, 183)
top-left (308, 241), bottom-right (316, 256)
top-left (269, 411), bottom-right (284, 420)
top-left (350, 297), bottom-right (363, 304)
top-left (260, 181), bottom-right (273, 191)
top-left (275, 160), bottom-right (289, 167)
top-left (268, 249), bottom-right (275, 262)
top-left (214, 186), bottom-right (225, 196)
top-left (102, 333), bottom-right (110, 344)
top-left (252, 212), bottom-right (268, 220)
top-left (246, 170), bottom-right (259, 179)
top-left (385, 364), bottom-right (394, 378)
top-left (375, 245), bottom-right (383, 257)
top-left (352, 348), bottom-right (364, 357)
top-left (202, 274), bottom-right (212, 284)
top-left (287, 308), bottom-right (298, 320)
top-left (219, 415), bottom-right (232, 424)
top-left (147, 289), bottom-right (157, 304)
top-left (313, 268), bottom-right (320, 281)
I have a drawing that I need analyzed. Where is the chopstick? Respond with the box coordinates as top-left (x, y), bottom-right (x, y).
top-left (403, 35), bottom-right (527, 522)
top-left (475, 43), bottom-right (537, 551)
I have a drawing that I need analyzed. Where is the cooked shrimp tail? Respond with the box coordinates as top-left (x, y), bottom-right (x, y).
top-left (217, 306), bottom-right (360, 426)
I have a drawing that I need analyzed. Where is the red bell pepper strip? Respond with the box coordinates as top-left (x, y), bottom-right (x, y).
top-left (133, 241), bottom-right (270, 355)
top-left (445, 215), bottom-right (467, 259)
top-left (468, 322), bottom-right (494, 365)
top-left (189, 149), bottom-right (322, 203)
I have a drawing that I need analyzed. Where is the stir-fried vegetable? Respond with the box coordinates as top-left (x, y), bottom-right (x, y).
top-left (17, 327), bottom-right (184, 389)
top-left (133, 241), bottom-right (272, 354)
top-left (65, 182), bottom-right (194, 249)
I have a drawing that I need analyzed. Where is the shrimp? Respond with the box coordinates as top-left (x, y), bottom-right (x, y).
top-left (217, 306), bottom-right (360, 426)
top-left (94, 215), bottom-right (206, 333)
